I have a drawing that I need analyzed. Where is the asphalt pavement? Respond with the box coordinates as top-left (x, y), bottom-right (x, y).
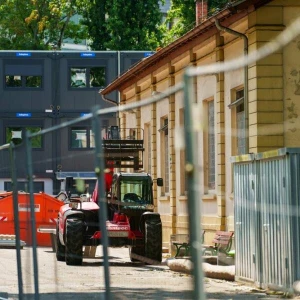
top-left (0, 246), bottom-right (293, 300)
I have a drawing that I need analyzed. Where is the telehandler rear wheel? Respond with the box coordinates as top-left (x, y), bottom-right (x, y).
top-left (129, 245), bottom-right (145, 262)
top-left (65, 218), bottom-right (83, 265)
top-left (145, 221), bottom-right (162, 262)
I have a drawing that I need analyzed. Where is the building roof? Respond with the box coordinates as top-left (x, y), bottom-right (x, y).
top-left (101, 0), bottom-right (272, 95)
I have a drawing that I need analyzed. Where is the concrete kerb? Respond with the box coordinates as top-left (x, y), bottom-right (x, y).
top-left (166, 254), bottom-right (235, 281)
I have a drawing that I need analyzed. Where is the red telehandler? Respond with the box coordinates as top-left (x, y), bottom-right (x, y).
top-left (55, 126), bottom-right (163, 265)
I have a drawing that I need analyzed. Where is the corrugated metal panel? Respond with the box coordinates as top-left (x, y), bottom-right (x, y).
top-left (232, 148), bottom-right (300, 291)
top-left (289, 152), bottom-right (300, 286)
top-left (259, 157), bottom-right (290, 289)
top-left (233, 158), bottom-right (260, 285)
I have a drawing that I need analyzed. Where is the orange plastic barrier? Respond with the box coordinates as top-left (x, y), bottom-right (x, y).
top-left (0, 192), bottom-right (64, 247)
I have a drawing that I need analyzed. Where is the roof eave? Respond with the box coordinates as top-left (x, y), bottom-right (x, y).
top-left (101, 0), bottom-right (272, 95)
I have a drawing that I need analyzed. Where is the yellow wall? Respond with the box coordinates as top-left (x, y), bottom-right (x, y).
top-left (283, 7), bottom-right (300, 146)
top-left (118, 1), bottom-right (300, 250)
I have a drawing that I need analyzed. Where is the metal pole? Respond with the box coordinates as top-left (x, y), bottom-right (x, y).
top-left (91, 106), bottom-right (111, 300)
top-left (25, 131), bottom-right (40, 300)
top-left (183, 69), bottom-right (206, 300)
top-left (9, 143), bottom-right (24, 299)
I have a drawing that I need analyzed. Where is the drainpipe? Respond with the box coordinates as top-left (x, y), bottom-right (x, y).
top-left (117, 51), bottom-right (121, 104)
top-left (99, 90), bottom-right (120, 129)
top-left (215, 19), bottom-right (249, 153)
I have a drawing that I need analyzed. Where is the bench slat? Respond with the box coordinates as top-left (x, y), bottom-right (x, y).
top-left (203, 230), bottom-right (234, 257)
top-left (215, 231), bottom-right (233, 236)
top-left (212, 240), bottom-right (230, 245)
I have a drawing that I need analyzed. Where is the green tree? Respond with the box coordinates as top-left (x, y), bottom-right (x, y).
top-left (81, 0), bottom-right (109, 51)
top-left (0, 0), bottom-right (90, 50)
top-left (83, 0), bottom-right (164, 51)
top-left (210, 0), bottom-right (229, 13)
top-left (162, 0), bottom-right (229, 45)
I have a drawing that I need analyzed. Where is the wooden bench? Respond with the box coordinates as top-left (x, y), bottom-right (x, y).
top-left (202, 231), bottom-right (234, 257)
top-left (172, 230), bottom-right (205, 258)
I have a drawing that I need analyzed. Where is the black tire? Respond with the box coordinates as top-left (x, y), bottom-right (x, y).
top-left (129, 245), bottom-right (145, 262)
top-left (145, 221), bottom-right (162, 262)
top-left (56, 221), bottom-right (65, 262)
top-left (65, 218), bottom-right (83, 266)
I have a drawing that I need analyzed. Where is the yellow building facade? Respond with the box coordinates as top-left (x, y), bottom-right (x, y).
top-left (102, 0), bottom-right (300, 248)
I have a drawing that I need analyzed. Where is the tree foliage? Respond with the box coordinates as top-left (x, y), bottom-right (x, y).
top-left (83, 0), bottom-right (164, 51)
top-left (0, 0), bottom-right (232, 51)
top-left (162, 0), bottom-right (229, 46)
top-left (0, 0), bottom-right (90, 50)
top-left (210, 0), bottom-right (229, 13)
top-left (81, 0), bottom-right (109, 51)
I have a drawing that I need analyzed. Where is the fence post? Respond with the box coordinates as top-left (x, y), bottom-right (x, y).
top-left (183, 68), bottom-right (206, 300)
top-left (9, 142), bottom-right (24, 299)
top-left (25, 131), bottom-right (40, 300)
top-left (91, 106), bottom-right (111, 300)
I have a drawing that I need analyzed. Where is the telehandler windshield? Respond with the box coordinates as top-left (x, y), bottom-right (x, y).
top-left (120, 179), bottom-right (152, 205)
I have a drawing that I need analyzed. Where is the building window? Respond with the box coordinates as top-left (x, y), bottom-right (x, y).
top-left (206, 100), bottom-right (215, 191)
top-left (26, 75), bottom-right (42, 88)
top-left (6, 76), bottom-right (21, 87)
top-left (107, 126), bottom-right (120, 139)
top-left (236, 90), bottom-right (246, 155)
top-left (129, 128), bottom-right (136, 140)
top-left (6, 75), bottom-right (42, 88)
top-left (70, 66), bottom-right (106, 88)
top-left (179, 109), bottom-right (187, 195)
top-left (71, 68), bottom-right (86, 88)
top-left (144, 123), bottom-right (151, 173)
top-left (5, 62), bottom-right (43, 88)
top-left (70, 127), bottom-right (95, 149)
top-left (229, 89), bottom-right (246, 155)
top-left (203, 99), bottom-right (216, 193)
top-left (159, 118), bottom-right (169, 194)
top-left (4, 181), bottom-right (44, 193)
top-left (6, 127), bottom-right (42, 148)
